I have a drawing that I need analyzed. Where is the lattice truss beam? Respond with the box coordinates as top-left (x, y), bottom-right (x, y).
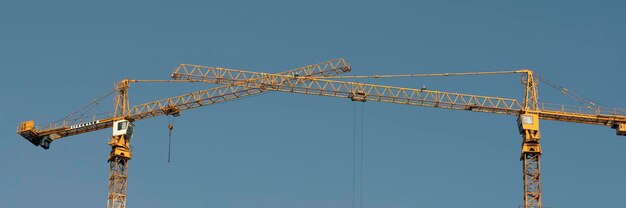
top-left (172, 64), bottom-right (523, 113)
top-left (128, 59), bottom-right (351, 120)
top-left (170, 64), bottom-right (626, 126)
top-left (21, 58), bottom-right (350, 142)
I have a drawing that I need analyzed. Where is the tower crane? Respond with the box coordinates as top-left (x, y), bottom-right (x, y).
top-left (16, 58), bottom-right (352, 208)
top-left (170, 64), bottom-right (626, 208)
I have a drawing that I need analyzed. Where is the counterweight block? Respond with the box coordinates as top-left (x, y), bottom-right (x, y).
top-left (612, 123), bottom-right (626, 136)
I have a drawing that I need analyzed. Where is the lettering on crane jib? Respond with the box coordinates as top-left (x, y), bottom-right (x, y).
top-left (69, 120), bottom-right (101, 129)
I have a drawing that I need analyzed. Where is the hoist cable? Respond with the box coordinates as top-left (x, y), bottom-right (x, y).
top-left (53, 89), bottom-right (115, 125)
top-left (167, 116), bottom-right (174, 163)
top-left (352, 102), bottom-right (356, 208)
top-left (536, 75), bottom-right (604, 109)
top-left (360, 103), bottom-right (365, 208)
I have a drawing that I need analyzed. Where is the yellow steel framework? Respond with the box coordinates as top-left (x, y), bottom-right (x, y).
top-left (170, 64), bottom-right (626, 126)
top-left (170, 64), bottom-right (626, 208)
top-left (17, 58), bottom-right (350, 143)
top-left (107, 79), bottom-right (131, 208)
top-left (17, 58), bottom-right (351, 208)
top-left (16, 59), bottom-right (626, 208)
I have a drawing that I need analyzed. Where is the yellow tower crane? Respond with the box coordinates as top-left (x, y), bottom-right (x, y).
top-left (16, 58), bottom-right (351, 208)
top-left (169, 64), bottom-right (626, 208)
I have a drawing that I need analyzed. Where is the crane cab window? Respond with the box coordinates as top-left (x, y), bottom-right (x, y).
top-left (521, 115), bottom-right (534, 125)
top-left (117, 121), bottom-right (128, 131)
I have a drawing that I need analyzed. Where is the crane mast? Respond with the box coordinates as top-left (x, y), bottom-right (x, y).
top-left (107, 79), bottom-right (132, 208)
top-left (519, 70), bottom-right (541, 208)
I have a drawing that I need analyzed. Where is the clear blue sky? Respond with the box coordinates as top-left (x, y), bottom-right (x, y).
top-left (2, 1), bottom-right (626, 207)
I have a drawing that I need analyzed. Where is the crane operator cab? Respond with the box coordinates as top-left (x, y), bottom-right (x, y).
top-left (113, 120), bottom-right (134, 138)
top-left (109, 120), bottom-right (134, 159)
top-left (517, 113), bottom-right (541, 154)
